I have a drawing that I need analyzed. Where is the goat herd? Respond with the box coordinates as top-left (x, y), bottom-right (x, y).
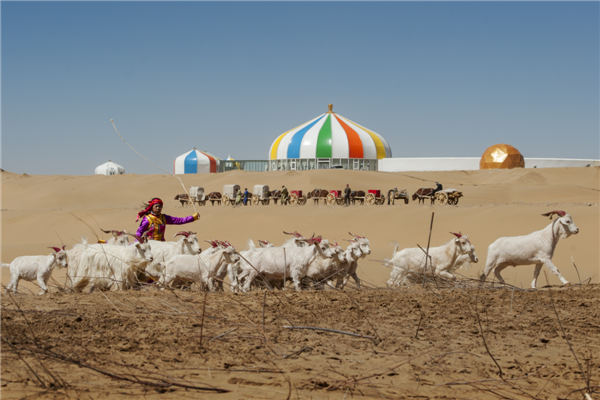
top-left (3, 210), bottom-right (579, 295)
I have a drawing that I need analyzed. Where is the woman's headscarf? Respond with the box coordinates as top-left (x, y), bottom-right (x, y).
top-left (137, 198), bottom-right (163, 221)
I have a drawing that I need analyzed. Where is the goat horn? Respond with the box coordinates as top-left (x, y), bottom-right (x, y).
top-left (450, 232), bottom-right (462, 238)
top-left (100, 228), bottom-right (123, 236)
top-left (48, 247), bottom-right (62, 253)
top-left (541, 210), bottom-right (566, 219)
top-left (283, 231), bottom-right (303, 238)
top-left (175, 231), bottom-right (190, 238)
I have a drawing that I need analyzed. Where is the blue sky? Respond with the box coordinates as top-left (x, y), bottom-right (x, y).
top-left (2, 1), bottom-right (598, 175)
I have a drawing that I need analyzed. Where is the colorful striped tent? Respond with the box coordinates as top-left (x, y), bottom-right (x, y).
top-left (173, 148), bottom-right (219, 174)
top-left (269, 105), bottom-right (392, 161)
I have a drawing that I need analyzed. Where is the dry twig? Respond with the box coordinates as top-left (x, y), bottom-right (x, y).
top-left (282, 325), bottom-right (377, 343)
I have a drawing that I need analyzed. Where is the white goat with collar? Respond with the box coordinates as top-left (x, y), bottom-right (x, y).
top-left (480, 211), bottom-right (579, 288)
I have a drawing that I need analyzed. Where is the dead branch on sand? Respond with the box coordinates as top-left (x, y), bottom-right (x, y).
top-left (282, 325), bottom-right (377, 344)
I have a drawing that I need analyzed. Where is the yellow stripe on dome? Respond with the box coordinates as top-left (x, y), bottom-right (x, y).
top-left (342, 117), bottom-right (387, 159)
top-left (269, 130), bottom-right (289, 160)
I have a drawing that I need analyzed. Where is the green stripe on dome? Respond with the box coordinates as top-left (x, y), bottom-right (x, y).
top-left (315, 114), bottom-right (332, 158)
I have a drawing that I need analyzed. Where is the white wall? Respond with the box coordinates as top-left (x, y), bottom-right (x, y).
top-left (524, 158), bottom-right (599, 168)
top-left (378, 157), bottom-right (599, 172)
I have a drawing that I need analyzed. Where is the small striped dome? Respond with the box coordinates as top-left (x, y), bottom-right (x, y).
top-left (174, 148), bottom-right (219, 174)
top-left (269, 105), bottom-right (392, 160)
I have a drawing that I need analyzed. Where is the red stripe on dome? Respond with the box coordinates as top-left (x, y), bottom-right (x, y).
top-left (334, 115), bottom-right (363, 158)
top-left (200, 151), bottom-right (217, 173)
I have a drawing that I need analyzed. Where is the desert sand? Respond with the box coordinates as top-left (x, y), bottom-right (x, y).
top-left (1, 167), bottom-right (599, 399)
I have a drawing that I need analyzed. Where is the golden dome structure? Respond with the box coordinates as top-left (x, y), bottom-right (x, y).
top-left (480, 144), bottom-right (525, 169)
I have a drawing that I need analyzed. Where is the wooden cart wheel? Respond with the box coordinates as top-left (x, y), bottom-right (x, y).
top-left (326, 193), bottom-right (336, 205)
top-left (376, 196), bottom-right (385, 205)
top-left (435, 192), bottom-right (448, 205)
top-left (223, 197), bottom-right (230, 206)
top-left (251, 196), bottom-right (259, 206)
top-left (299, 196), bottom-right (307, 205)
top-left (365, 193), bottom-right (376, 205)
top-left (289, 193), bottom-right (298, 205)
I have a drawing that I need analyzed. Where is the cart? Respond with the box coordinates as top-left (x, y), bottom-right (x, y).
top-left (326, 190), bottom-right (345, 206)
top-left (365, 189), bottom-right (386, 205)
top-left (252, 184), bottom-right (271, 205)
top-left (386, 188), bottom-right (409, 205)
top-left (435, 189), bottom-right (463, 205)
top-left (189, 186), bottom-right (207, 206)
top-left (222, 184), bottom-right (241, 206)
top-left (289, 190), bottom-right (307, 205)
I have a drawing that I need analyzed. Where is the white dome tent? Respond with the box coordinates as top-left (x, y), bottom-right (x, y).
top-left (94, 160), bottom-right (125, 175)
top-left (174, 148), bottom-right (220, 174)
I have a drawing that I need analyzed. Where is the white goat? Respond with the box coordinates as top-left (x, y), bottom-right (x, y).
top-left (336, 233), bottom-right (372, 289)
top-left (144, 231), bottom-right (202, 282)
top-left (386, 232), bottom-right (478, 287)
top-left (3, 247), bottom-right (68, 295)
top-left (67, 238), bottom-right (153, 292)
top-left (480, 210), bottom-right (579, 288)
top-left (227, 239), bottom-right (273, 292)
top-left (303, 240), bottom-right (345, 289)
top-left (238, 236), bottom-right (327, 291)
top-left (163, 241), bottom-right (239, 290)
top-left (99, 229), bottom-right (131, 246)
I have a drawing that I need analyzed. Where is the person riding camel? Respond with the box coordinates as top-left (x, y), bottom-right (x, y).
top-left (136, 197), bottom-right (198, 241)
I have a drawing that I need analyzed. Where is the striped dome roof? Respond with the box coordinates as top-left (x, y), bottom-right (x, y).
top-left (269, 105), bottom-right (392, 160)
top-left (174, 148), bottom-right (219, 174)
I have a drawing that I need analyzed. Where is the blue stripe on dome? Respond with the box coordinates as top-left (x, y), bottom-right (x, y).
top-left (287, 115), bottom-right (325, 159)
top-left (184, 150), bottom-right (198, 173)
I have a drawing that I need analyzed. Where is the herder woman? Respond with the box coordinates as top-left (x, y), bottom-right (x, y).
top-left (136, 197), bottom-right (198, 241)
